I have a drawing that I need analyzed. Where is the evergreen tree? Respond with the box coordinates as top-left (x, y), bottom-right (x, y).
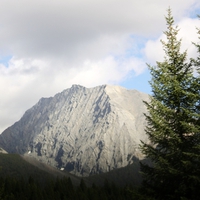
top-left (193, 15), bottom-right (200, 72)
top-left (0, 184), bottom-right (3, 200)
top-left (140, 8), bottom-right (200, 200)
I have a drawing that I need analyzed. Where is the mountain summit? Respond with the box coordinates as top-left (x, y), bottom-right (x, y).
top-left (0, 85), bottom-right (149, 176)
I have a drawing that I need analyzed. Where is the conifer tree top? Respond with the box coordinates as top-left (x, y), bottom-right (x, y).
top-left (139, 8), bottom-right (200, 200)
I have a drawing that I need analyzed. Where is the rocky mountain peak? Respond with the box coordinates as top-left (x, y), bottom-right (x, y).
top-left (0, 84), bottom-right (149, 176)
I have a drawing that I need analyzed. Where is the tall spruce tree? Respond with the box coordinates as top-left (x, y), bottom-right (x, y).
top-left (194, 16), bottom-right (200, 73)
top-left (140, 9), bottom-right (200, 200)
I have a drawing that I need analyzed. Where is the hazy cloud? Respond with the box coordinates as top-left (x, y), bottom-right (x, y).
top-left (0, 0), bottom-right (200, 133)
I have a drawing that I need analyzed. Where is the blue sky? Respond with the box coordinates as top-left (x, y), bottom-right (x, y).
top-left (121, 68), bottom-right (151, 94)
top-left (0, 55), bottom-right (12, 68)
top-left (0, 0), bottom-right (200, 133)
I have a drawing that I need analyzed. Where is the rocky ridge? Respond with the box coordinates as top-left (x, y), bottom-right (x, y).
top-left (0, 85), bottom-right (149, 176)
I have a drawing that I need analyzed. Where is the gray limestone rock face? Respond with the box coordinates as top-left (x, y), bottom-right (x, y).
top-left (0, 85), bottom-right (149, 176)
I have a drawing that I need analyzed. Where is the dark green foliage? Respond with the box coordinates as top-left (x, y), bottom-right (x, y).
top-left (140, 9), bottom-right (200, 200)
top-left (0, 183), bottom-right (4, 200)
top-left (0, 153), bottom-right (139, 199)
top-left (0, 154), bottom-right (54, 183)
top-left (86, 157), bottom-right (142, 187)
top-left (0, 175), bottom-right (134, 200)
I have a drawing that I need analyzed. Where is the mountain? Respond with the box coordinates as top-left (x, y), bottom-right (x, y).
top-left (0, 152), bottom-right (141, 188)
top-left (0, 153), bottom-right (82, 186)
top-left (0, 154), bottom-right (140, 200)
top-left (0, 84), bottom-right (149, 177)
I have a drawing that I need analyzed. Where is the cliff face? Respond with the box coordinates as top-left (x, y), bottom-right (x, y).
top-left (0, 85), bottom-right (149, 176)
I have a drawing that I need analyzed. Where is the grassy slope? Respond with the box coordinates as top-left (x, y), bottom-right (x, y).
top-left (0, 153), bottom-right (142, 187)
top-left (0, 153), bottom-right (54, 182)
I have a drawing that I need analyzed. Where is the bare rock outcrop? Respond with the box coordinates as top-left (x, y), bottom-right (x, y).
top-left (0, 85), bottom-right (149, 176)
top-left (0, 147), bottom-right (8, 154)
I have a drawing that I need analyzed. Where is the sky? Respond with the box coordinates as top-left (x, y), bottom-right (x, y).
top-left (0, 0), bottom-right (200, 133)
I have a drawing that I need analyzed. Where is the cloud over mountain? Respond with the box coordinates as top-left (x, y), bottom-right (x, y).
top-left (0, 0), bottom-right (199, 133)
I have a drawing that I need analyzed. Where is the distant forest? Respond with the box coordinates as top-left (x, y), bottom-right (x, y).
top-left (0, 175), bottom-right (134, 200)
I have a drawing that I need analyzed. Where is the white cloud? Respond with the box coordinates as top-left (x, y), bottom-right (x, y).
top-left (0, 0), bottom-right (200, 133)
top-left (144, 17), bottom-right (200, 64)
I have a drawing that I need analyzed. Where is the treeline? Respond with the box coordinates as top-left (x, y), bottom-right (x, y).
top-left (0, 175), bottom-right (134, 200)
